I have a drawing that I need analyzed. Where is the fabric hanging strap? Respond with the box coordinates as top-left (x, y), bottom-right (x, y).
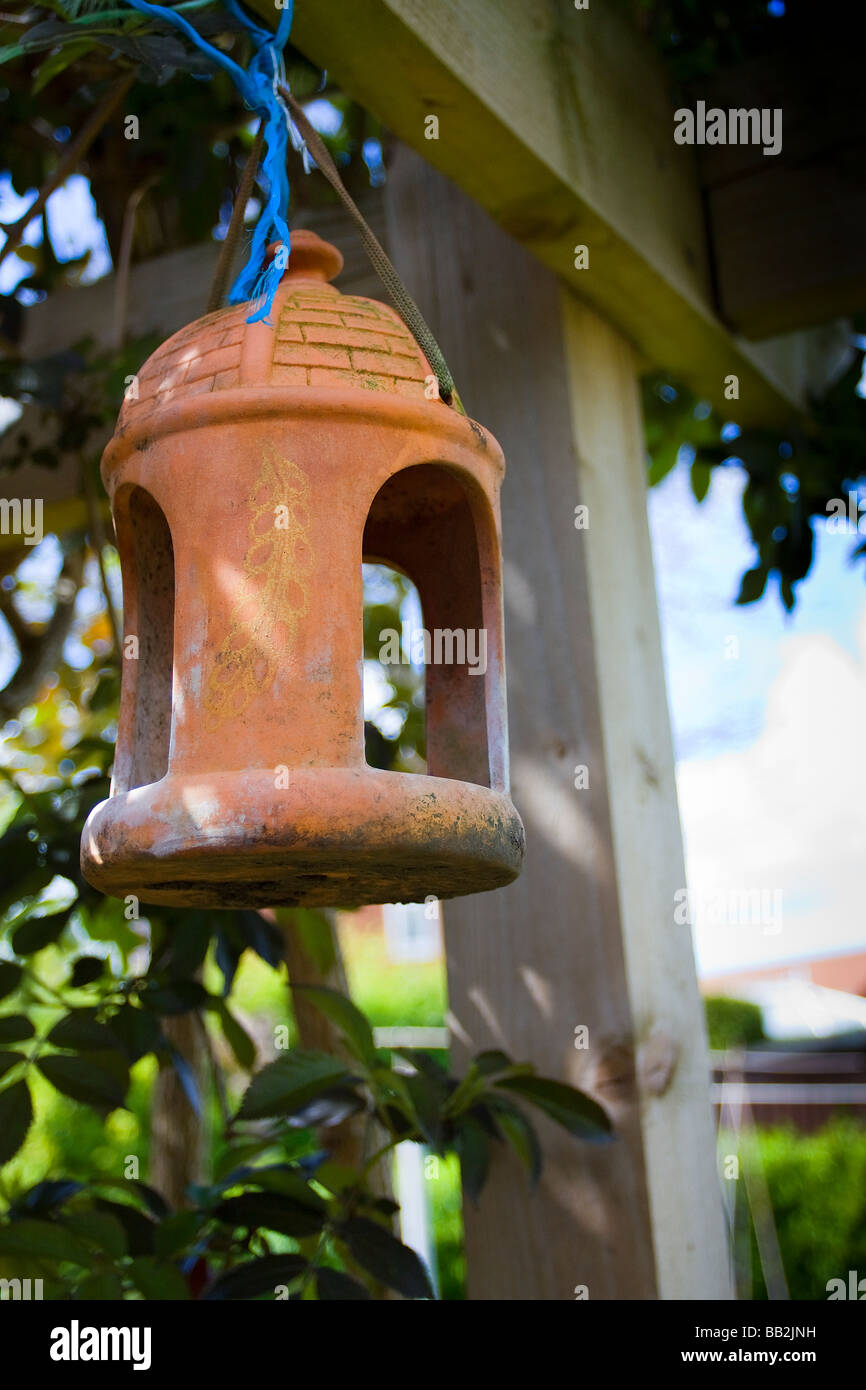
top-left (282, 91), bottom-right (462, 412)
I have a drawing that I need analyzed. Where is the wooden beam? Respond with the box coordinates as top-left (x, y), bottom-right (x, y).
top-left (686, 45), bottom-right (866, 338)
top-left (19, 198), bottom-right (388, 360)
top-left (385, 144), bottom-right (731, 1299)
top-left (262, 0), bottom-right (837, 426)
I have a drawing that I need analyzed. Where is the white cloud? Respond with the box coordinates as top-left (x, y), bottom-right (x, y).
top-left (678, 609), bottom-right (866, 976)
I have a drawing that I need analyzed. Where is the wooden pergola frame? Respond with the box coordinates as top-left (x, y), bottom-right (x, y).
top-left (277, 0), bottom-right (836, 428)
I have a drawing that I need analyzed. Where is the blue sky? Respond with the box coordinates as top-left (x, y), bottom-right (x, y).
top-left (651, 460), bottom-right (866, 761)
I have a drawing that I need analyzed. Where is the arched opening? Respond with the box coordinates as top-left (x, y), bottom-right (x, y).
top-left (363, 464), bottom-right (492, 787)
top-left (113, 486), bottom-right (175, 791)
top-left (362, 561), bottom-right (426, 773)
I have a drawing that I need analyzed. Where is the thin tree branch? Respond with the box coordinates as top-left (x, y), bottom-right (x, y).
top-left (81, 462), bottom-right (121, 655)
top-left (0, 544), bottom-right (86, 716)
top-left (0, 73), bottom-right (134, 271)
top-left (112, 177), bottom-right (157, 351)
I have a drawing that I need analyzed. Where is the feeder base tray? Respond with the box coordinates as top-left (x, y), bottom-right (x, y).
top-left (81, 767), bottom-right (525, 909)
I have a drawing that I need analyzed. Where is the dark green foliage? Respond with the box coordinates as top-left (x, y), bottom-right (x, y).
top-left (0, 1080), bottom-right (33, 1166)
top-left (338, 1215), bottom-right (433, 1299)
top-left (631, 0), bottom-right (793, 84)
top-left (0, 970), bottom-right (612, 1298)
top-left (643, 354), bottom-right (866, 610)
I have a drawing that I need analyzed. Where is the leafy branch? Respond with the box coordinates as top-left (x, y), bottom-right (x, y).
top-left (643, 345), bottom-right (866, 610)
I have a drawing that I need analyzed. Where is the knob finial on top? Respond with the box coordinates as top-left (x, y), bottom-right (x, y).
top-left (265, 229), bottom-right (344, 284)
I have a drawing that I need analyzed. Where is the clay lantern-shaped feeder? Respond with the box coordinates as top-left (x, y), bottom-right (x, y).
top-left (81, 230), bottom-right (525, 908)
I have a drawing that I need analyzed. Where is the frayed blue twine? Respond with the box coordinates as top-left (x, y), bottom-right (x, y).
top-left (125, 0), bottom-right (295, 323)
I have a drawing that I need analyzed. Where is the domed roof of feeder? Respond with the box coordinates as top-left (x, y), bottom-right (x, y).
top-left (120, 229), bottom-right (437, 429)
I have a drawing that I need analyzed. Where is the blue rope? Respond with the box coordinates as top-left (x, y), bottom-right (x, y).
top-left (125, 0), bottom-right (295, 323)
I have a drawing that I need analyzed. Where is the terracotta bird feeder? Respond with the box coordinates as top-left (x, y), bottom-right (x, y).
top-left (81, 230), bottom-right (525, 908)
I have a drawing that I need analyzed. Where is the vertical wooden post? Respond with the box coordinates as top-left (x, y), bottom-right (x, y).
top-left (561, 299), bottom-right (732, 1299)
top-left (385, 144), bottom-right (731, 1300)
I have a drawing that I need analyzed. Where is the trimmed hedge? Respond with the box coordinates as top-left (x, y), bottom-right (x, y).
top-left (705, 995), bottom-right (765, 1050)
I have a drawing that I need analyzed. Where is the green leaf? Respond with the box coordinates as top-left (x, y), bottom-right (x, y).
top-left (140, 980), bottom-right (209, 1015)
top-left (236, 1050), bottom-right (349, 1121)
top-left (392, 1047), bottom-right (447, 1079)
top-left (234, 910), bottom-right (284, 969)
top-left (12, 245), bottom-right (41, 267)
top-left (244, 1167), bottom-right (327, 1211)
top-left (316, 1267), bottom-right (371, 1300)
top-left (488, 1096), bottom-right (543, 1187)
top-left (12, 906), bottom-right (71, 955)
top-left (38, 1052), bottom-right (126, 1111)
top-left (736, 563), bottom-right (769, 606)
top-left (126, 1255), bottom-right (190, 1301)
top-left (0, 1216), bottom-right (91, 1265)
top-left (284, 1084), bottom-right (364, 1130)
top-left (33, 37), bottom-right (94, 92)
top-left (495, 1075), bottom-right (612, 1141)
top-left (292, 985), bottom-right (377, 1068)
top-left (202, 1253), bottom-right (307, 1300)
top-left (47, 1008), bottom-right (120, 1052)
top-left (93, 1198), bottom-right (156, 1257)
top-left (647, 439), bottom-right (679, 487)
top-left (453, 1112), bottom-right (491, 1204)
top-left (214, 1192), bottom-right (325, 1239)
top-left (0, 1079), bottom-right (32, 1165)
top-left (358, 1194), bottom-right (400, 1219)
top-left (96, 1178), bottom-right (169, 1221)
top-left (474, 1049), bottom-right (515, 1076)
top-left (74, 1272), bottom-right (125, 1300)
top-left (70, 956), bottom-right (105, 988)
top-left (217, 1002), bottom-right (256, 1070)
top-left (79, 896), bottom-right (140, 964)
top-left (0, 962), bottom-right (23, 1002)
top-left (442, 1062), bottom-right (486, 1116)
top-left (110, 1003), bottom-right (162, 1062)
top-left (61, 1208), bottom-right (128, 1260)
top-left (338, 1217), bottom-right (433, 1300)
top-left (154, 1211), bottom-right (205, 1260)
top-left (213, 1136), bottom-right (278, 1181)
top-left (690, 459), bottom-right (712, 502)
top-left (405, 1070), bottom-right (446, 1147)
top-left (87, 668), bottom-right (121, 713)
top-left (0, 1014), bottom-right (35, 1044)
top-left (0, 1051), bottom-right (26, 1079)
top-left (10, 1179), bottom-right (82, 1217)
top-left (151, 912), bottom-right (212, 981)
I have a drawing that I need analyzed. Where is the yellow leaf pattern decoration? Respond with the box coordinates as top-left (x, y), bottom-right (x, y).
top-left (203, 449), bottom-right (312, 731)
